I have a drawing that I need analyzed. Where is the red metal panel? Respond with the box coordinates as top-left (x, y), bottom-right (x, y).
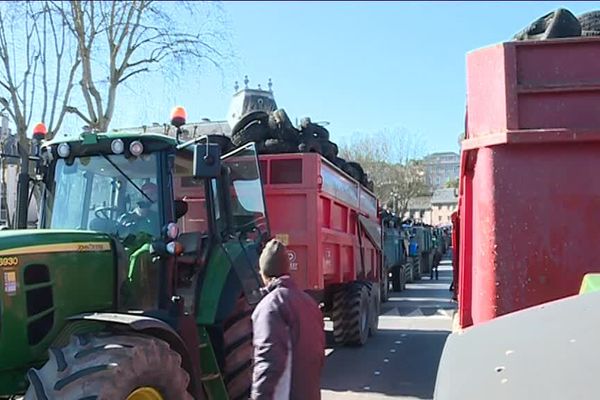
top-left (462, 144), bottom-right (600, 327)
top-left (466, 38), bottom-right (600, 139)
top-left (466, 43), bottom-right (510, 138)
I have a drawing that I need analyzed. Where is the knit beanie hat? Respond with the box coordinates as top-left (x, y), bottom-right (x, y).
top-left (259, 239), bottom-right (290, 278)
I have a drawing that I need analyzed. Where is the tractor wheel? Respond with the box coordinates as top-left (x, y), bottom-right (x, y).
top-left (331, 286), bottom-right (347, 345)
top-left (25, 333), bottom-right (193, 400)
top-left (223, 297), bottom-right (255, 400)
top-left (343, 282), bottom-right (370, 346)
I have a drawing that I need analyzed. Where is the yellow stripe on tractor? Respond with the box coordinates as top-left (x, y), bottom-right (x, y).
top-left (0, 242), bottom-right (111, 257)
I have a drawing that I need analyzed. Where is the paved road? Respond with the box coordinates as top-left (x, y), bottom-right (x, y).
top-left (321, 257), bottom-right (455, 400)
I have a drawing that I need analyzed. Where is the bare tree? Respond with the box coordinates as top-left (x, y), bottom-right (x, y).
top-left (0, 2), bottom-right (80, 142)
top-left (339, 129), bottom-right (428, 217)
top-left (60, 1), bottom-right (226, 132)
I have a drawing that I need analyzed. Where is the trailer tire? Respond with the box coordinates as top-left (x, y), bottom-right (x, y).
top-left (344, 282), bottom-right (370, 346)
top-left (223, 297), bottom-right (255, 400)
top-left (25, 333), bottom-right (193, 400)
top-left (331, 287), bottom-right (347, 344)
top-left (391, 266), bottom-right (402, 292)
top-left (363, 282), bottom-right (380, 337)
top-left (381, 271), bottom-right (389, 302)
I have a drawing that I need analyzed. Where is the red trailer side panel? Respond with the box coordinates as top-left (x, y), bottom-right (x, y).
top-left (261, 153), bottom-right (381, 294)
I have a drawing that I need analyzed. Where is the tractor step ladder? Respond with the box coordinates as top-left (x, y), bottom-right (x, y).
top-left (197, 325), bottom-right (229, 399)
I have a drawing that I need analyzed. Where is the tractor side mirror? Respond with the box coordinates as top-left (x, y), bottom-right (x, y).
top-left (193, 143), bottom-right (221, 179)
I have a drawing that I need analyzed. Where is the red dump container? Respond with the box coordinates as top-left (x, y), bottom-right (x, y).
top-left (458, 37), bottom-right (600, 328)
top-left (258, 153), bottom-right (381, 298)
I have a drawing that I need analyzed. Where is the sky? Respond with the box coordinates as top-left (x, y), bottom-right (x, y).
top-left (106, 1), bottom-right (598, 157)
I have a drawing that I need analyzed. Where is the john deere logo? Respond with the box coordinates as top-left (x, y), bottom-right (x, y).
top-left (0, 257), bottom-right (19, 267)
top-left (77, 243), bottom-right (107, 252)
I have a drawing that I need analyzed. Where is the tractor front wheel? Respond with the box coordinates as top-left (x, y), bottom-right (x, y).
top-left (25, 333), bottom-right (193, 400)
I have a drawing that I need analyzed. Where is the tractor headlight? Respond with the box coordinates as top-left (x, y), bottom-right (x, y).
top-left (57, 143), bottom-right (71, 158)
top-left (129, 140), bottom-right (144, 156)
top-left (111, 139), bottom-right (125, 154)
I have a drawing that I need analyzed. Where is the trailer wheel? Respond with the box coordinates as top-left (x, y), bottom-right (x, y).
top-left (363, 282), bottom-right (380, 337)
top-left (25, 333), bottom-right (193, 400)
top-left (381, 271), bottom-right (389, 303)
top-left (391, 266), bottom-right (402, 292)
top-left (344, 282), bottom-right (370, 346)
top-left (331, 287), bottom-right (347, 344)
top-left (223, 296), bottom-right (255, 400)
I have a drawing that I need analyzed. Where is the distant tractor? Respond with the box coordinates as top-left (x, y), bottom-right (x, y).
top-left (0, 108), bottom-right (269, 399)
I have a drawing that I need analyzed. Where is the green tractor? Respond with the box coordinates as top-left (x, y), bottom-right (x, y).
top-left (0, 112), bottom-right (269, 399)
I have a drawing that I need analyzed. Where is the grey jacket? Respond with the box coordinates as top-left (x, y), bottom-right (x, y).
top-left (251, 275), bottom-right (325, 400)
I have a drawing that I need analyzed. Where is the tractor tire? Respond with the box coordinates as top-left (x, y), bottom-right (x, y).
top-left (334, 157), bottom-right (346, 169)
top-left (231, 111), bottom-right (269, 135)
top-left (343, 282), bottom-right (370, 346)
top-left (331, 286), bottom-right (347, 345)
top-left (312, 124), bottom-right (330, 140)
top-left (232, 119), bottom-right (270, 147)
top-left (261, 139), bottom-right (298, 154)
top-left (298, 139), bottom-right (322, 154)
top-left (25, 333), bottom-right (193, 400)
top-left (578, 11), bottom-right (600, 33)
top-left (271, 109), bottom-right (298, 142)
top-left (319, 140), bottom-right (338, 161)
top-left (513, 8), bottom-right (581, 41)
top-left (342, 162), bottom-right (365, 182)
top-left (223, 297), bottom-right (254, 400)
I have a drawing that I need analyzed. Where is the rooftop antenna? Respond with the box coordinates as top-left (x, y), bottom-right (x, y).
top-left (234, 81), bottom-right (239, 92)
top-left (268, 78), bottom-right (273, 92)
top-left (244, 75), bottom-right (249, 89)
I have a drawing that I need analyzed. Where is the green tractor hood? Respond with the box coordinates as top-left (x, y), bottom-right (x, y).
top-left (0, 229), bottom-right (116, 395)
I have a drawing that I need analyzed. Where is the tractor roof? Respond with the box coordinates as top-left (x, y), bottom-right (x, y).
top-left (44, 131), bottom-right (177, 147)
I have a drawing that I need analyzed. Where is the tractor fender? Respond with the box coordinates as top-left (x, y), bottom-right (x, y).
top-left (67, 312), bottom-right (203, 399)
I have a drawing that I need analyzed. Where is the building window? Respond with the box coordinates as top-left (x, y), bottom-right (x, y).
top-left (438, 216), bottom-right (442, 222)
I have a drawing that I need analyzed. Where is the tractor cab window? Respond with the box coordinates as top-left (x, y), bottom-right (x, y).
top-left (44, 153), bottom-right (161, 240)
top-left (223, 144), bottom-right (268, 238)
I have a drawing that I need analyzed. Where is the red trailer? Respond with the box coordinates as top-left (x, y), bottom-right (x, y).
top-left (458, 37), bottom-right (600, 328)
top-left (259, 152), bottom-right (382, 346)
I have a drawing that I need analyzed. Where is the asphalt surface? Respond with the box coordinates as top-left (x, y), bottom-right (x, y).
top-left (321, 256), bottom-right (455, 400)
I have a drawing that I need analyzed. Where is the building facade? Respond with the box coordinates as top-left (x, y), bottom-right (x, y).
top-left (422, 152), bottom-right (460, 190)
top-left (431, 188), bottom-right (458, 225)
top-left (403, 188), bottom-right (458, 226)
